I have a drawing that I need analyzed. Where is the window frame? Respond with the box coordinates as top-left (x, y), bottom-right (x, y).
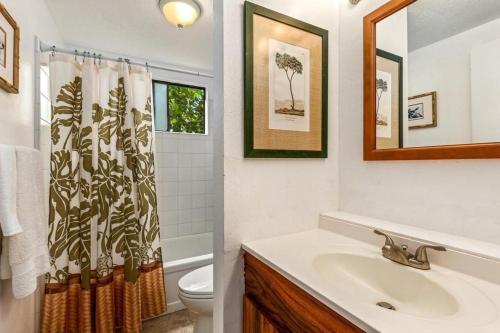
top-left (152, 79), bottom-right (208, 135)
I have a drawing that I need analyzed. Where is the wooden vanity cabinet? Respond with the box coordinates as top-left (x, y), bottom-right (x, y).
top-left (243, 296), bottom-right (280, 333)
top-left (243, 253), bottom-right (365, 333)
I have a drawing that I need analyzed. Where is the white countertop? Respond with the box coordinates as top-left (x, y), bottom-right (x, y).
top-left (242, 227), bottom-right (500, 333)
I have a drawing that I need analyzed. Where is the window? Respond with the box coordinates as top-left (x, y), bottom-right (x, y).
top-left (153, 80), bottom-right (207, 134)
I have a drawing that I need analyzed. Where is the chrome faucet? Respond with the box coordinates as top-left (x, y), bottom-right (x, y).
top-left (374, 230), bottom-right (446, 270)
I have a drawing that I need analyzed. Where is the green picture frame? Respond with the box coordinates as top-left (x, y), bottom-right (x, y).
top-left (376, 48), bottom-right (403, 149)
top-left (244, 1), bottom-right (329, 158)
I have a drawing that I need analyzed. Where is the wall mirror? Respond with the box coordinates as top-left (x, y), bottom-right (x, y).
top-left (364, 0), bottom-right (500, 160)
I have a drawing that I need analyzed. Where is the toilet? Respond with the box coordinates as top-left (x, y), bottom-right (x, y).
top-left (178, 264), bottom-right (213, 333)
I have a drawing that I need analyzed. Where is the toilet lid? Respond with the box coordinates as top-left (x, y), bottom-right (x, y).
top-left (178, 264), bottom-right (213, 296)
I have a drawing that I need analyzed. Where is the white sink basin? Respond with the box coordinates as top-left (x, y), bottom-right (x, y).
top-left (313, 253), bottom-right (459, 318)
top-left (243, 228), bottom-right (500, 332)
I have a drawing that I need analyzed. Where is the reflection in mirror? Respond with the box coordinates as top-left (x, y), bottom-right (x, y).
top-left (376, 0), bottom-right (500, 149)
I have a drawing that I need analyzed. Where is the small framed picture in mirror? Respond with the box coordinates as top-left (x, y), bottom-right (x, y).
top-left (0, 3), bottom-right (19, 94)
top-left (408, 92), bottom-right (437, 129)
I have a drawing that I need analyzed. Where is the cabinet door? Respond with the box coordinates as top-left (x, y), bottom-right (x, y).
top-left (245, 254), bottom-right (365, 333)
top-left (243, 296), bottom-right (280, 333)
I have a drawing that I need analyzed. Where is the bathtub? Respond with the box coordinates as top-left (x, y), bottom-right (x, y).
top-left (162, 232), bottom-right (213, 313)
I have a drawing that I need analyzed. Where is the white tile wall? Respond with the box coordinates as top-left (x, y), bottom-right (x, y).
top-left (155, 132), bottom-right (215, 239)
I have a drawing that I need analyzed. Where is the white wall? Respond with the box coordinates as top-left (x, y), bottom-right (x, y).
top-left (471, 38), bottom-right (500, 143)
top-left (339, 0), bottom-right (500, 246)
top-left (408, 37), bottom-right (472, 146)
top-left (0, 0), bottom-right (60, 147)
top-left (377, 9), bottom-right (407, 58)
top-left (408, 16), bottom-right (500, 147)
top-left (221, 0), bottom-right (339, 331)
top-left (211, 1), bottom-right (224, 331)
top-left (0, 1), bottom-right (61, 332)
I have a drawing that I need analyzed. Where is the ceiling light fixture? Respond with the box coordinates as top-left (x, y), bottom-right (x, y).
top-left (159, 0), bottom-right (201, 29)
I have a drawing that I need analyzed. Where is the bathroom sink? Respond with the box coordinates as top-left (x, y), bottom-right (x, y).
top-left (313, 253), bottom-right (460, 319)
top-left (244, 228), bottom-right (500, 332)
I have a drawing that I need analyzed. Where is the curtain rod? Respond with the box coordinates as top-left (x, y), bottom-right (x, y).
top-left (39, 41), bottom-right (214, 79)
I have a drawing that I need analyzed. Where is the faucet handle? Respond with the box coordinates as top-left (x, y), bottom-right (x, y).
top-left (414, 245), bottom-right (446, 262)
top-left (374, 230), bottom-right (395, 247)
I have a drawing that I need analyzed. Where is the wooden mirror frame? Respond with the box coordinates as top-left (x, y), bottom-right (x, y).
top-left (363, 0), bottom-right (500, 160)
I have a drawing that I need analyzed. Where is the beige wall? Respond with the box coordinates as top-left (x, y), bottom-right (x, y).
top-left (0, 0), bottom-right (60, 332)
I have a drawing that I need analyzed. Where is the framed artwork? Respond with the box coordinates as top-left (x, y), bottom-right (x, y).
top-left (0, 3), bottom-right (19, 94)
top-left (244, 1), bottom-right (328, 158)
top-left (375, 49), bottom-right (403, 149)
top-left (408, 92), bottom-right (437, 129)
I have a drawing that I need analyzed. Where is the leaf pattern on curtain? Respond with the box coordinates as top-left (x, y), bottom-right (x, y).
top-left (46, 64), bottom-right (162, 289)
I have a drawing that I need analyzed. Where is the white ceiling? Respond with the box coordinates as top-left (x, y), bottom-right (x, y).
top-left (45, 0), bottom-right (213, 71)
top-left (408, 0), bottom-right (500, 51)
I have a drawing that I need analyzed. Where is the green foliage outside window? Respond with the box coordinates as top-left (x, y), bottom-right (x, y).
top-left (167, 83), bottom-right (206, 134)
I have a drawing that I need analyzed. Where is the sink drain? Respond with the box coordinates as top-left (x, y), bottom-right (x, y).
top-left (376, 301), bottom-right (396, 311)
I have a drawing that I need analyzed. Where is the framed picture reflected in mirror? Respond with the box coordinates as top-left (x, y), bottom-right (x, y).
top-left (408, 92), bottom-right (437, 129)
top-left (375, 49), bottom-right (403, 149)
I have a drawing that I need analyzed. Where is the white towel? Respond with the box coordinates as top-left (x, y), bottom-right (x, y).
top-left (0, 144), bottom-right (22, 236)
top-left (0, 147), bottom-right (49, 299)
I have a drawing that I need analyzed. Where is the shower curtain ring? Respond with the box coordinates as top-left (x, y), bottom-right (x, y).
top-left (51, 45), bottom-right (56, 56)
top-left (74, 50), bottom-right (78, 62)
top-left (146, 62), bottom-right (149, 73)
top-left (93, 53), bottom-right (96, 65)
top-left (98, 54), bottom-right (102, 65)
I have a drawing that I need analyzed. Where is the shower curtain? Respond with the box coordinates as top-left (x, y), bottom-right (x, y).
top-left (41, 54), bottom-right (166, 333)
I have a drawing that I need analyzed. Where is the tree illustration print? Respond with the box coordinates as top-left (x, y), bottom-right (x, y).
top-left (376, 78), bottom-right (388, 126)
top-left (275, 52), bottom-right (304, 115)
